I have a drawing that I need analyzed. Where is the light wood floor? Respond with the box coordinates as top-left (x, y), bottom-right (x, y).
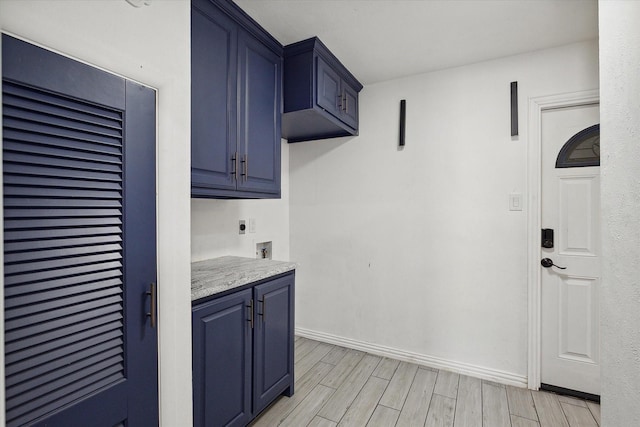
top-left (251, 337), bottom-right (601, 427)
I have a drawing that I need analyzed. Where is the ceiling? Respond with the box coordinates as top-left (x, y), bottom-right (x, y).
top-left (234, 0), bottom-right (598, 85)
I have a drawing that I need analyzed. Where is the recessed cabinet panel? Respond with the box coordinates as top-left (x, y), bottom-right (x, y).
top-left (238, 31), bottom-right (282, 195)
top-left (254, 275), bottom-right (294, 414)
top-left (341, 83), bottom-right (359, 129)
top-left (191, 4), bottom-right (237, 191)
top-left (192, 289), bottom-right (252, 427)
top-left (316, 57), bottom-right (341, 119)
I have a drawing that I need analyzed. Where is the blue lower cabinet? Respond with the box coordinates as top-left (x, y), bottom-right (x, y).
top-left (192, 272), bottom-right (295, 427)
top-left (192, 289), bottom-right (253, 427)
top-left (253, 275), bottom-right (295, 414)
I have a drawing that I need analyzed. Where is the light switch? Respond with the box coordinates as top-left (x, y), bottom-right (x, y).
top-left (248, 218), bottom-right (256, 233)
top-left (509, 193), bottom-right (523, 211)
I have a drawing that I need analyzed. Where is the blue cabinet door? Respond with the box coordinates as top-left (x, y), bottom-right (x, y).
top-left (253, 274), bottom-right (295, 414)
top-left (191, 1), bottom-right (238, 194)
top-left (316, 56), bottom-right (342, 119)
top-left (341, 82), bottom-right (359, 130)
top-left (237, 30), bottom-right (282, 196)
top-left (2, 35), bottom-right (158, 426)
top-left (192, 289), bottom-right (253, 427)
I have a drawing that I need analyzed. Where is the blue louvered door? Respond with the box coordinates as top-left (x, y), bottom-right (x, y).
top-left (2, 35), bottom-right (158, 427)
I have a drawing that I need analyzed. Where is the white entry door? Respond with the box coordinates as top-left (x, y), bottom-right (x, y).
top-left (541, 103), bottom-right (600, 396)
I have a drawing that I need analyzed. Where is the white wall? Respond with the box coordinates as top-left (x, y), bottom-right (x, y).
top-left (0, 1), bottom-right (193, 426)
top-left (290, 40), bottom-right (599, 381)
top-left (191, 141), bottom-right (291, 262)
top-left (599, 2), bottom-right (640, 425)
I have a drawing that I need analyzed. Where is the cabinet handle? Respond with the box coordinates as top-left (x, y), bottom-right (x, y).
top-left (231, 152), bottom-right (238, 181)
top-left (146, 282), bottom-right (157, 329)
top-left (344, 94), bottom-right (348, 113)
top-left (337, 93), bottom-right (342, 110)
top-left (241, 155), bottom-right (248, 182)
top-left (247, 299), bottom-right (254, 329)
top-left (259, 298), bottom-right (266, 321)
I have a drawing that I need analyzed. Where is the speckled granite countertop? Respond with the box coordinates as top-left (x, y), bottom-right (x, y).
top-left (191, 256), bottom-right (297, 301)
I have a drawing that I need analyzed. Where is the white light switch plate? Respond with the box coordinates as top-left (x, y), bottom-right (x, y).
top-left (248, 218), bottom-right (256, 233)
top-left (509, 193), bottom-right (523, 211)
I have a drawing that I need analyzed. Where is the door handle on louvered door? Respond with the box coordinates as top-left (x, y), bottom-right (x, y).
top-left (146, 283), bottom-right (157, 328)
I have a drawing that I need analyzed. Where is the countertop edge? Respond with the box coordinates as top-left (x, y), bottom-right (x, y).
top-left (191, 256), bottom-right (297, 302)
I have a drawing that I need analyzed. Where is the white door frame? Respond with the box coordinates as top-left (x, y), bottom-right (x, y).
top-left (527, 89), bottom-right (600, 390)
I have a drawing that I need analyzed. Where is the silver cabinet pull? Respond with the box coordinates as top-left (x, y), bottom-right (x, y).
top-left (247, 299), bottom-right (254, 329)
top-left (241, 155), bottom-right (248, 182)
top-left (231, 152), bottom-right (238, 180)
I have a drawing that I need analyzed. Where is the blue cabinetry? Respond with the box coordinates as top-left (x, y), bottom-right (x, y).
top-left (192, 272), bottom-right (294, 427)
top-left (191, 0), bottom-right (282, 199)
top-left (283, 37), bottom-right (363, 143)
top-left (192, 290), bottom-right (252, 427)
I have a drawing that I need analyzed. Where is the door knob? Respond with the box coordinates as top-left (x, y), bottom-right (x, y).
top-left (541, 258), bottom-right (566, 270)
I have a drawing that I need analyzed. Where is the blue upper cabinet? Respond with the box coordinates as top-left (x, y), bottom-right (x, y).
top-left (237, 30), bottom-right (282, 195)
top-left (191, 0), bottom-right (283, 199)
top-left (283, 37), bottom-right (363, 143)
top-left (191, 2), bottom-right (237, 194)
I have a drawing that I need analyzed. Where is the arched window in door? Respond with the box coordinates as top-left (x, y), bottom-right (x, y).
top-left (555, 124), bottom-right (600, 168)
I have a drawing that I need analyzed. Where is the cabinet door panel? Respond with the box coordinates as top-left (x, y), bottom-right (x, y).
top-left (253, 274), bottom-right (294, 414)
top-left (316, 57), bottom-right (341, 119)
top-left (191, 4), bottom-right (237, 192)
top-left (341, 83), bottom-right (358, 130)
top-left (192, 290), bottom-right (252, 427)
top-left (237, 31), bottom-right (282, 195)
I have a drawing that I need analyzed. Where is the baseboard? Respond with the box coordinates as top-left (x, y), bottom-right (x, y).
top-left (295, 327), bottom-right (528, 388)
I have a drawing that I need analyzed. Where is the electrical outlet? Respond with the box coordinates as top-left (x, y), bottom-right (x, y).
top-left (248, 218), bottom-right (256, 233)
top-left (239, 220), bottom-right (246, 234)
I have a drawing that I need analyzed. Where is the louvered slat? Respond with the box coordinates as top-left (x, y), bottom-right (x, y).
top-left (5, 302), bottom-right (122, 345)
top-left (6, 340), bottom-right (123, 387)
top-left (4, 269), bottom-right (122, 297)
top-left (4, 175), bottom-right (122, 191)
top-left (5, 243), bottom-right (122, 263)
top-left (3, 81), bottom-right (123, 122)
top-left (3, 162), bottom-right (122, 183)
top-left (4, 260), bottom-right (123, 287)
top-left (3, 92), bottom-right (123, 130)
top-left (3, 139), bottom-right (123, 165)
top-left (6, 326), bottom-right (123, 368)
top-left (3, 227), bottom-right (122, 245)
top-left (7, 277), bottom-right (122, 306)
top-left (3, 80), bottom-right (126, 427)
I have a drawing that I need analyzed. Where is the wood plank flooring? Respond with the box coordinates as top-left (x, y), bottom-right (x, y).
top-left (251, 337), bottom-right (600, 427)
